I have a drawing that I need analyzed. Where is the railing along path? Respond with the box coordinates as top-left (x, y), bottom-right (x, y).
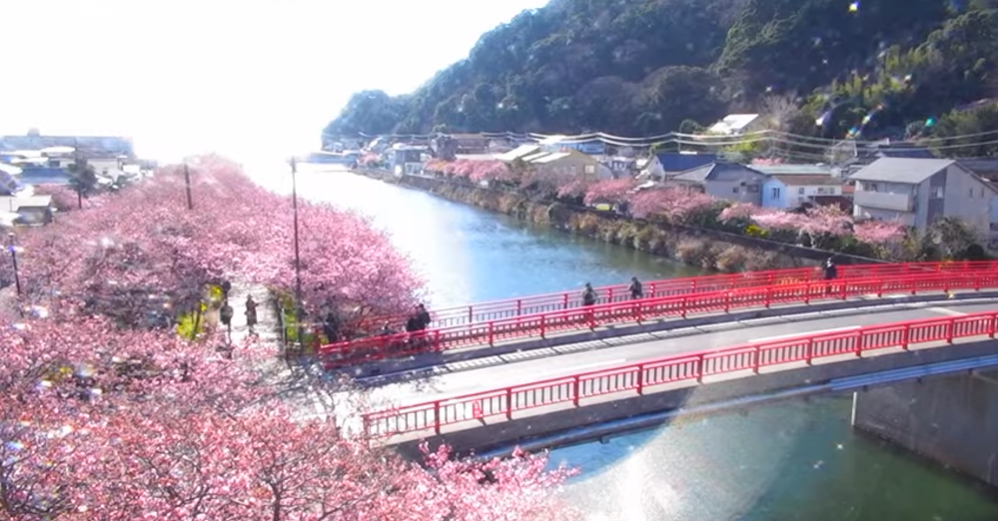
top-left (364, 305), bottom-right (998, 439)
top-left (357, 261), bottom-right (998, 331)
top-left (322, 268), bottom-right (998, 368)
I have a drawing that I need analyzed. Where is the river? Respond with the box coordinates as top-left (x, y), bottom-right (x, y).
top-left (259, 166), bottom-right (998, 521)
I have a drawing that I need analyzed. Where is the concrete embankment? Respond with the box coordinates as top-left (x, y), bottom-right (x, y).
top-left (352, 168), bottom-right (881, 273)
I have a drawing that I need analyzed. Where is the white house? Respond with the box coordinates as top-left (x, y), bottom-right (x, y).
top-left (850, 158), bottom-right (998, 246)
top-left (706, 114), bottom-right (761, 135)
top-left (761, 174), bottom-right (846, 209)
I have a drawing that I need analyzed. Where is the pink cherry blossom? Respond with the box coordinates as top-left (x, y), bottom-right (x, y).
top-left (556, 178), bottom-right (591, 199)
top-left (628, 187), bottom-right (718, 223)
top-left (583, 179), bottom-right (636, 206)
top-left (854, 219), bottom-right (906, 244)
top-left (33, 184), bottom-right (81, 212)
top-left (0, 312), bottom-right (579, 520)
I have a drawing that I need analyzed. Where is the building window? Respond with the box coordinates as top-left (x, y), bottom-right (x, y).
top-left (866, 183), bottom-right (879, 192)
top-left (48, 160), bottom-right (60, 168)
top-left (798, 187), bottom-right (805, 195)
top-left (732, 186), bottom-right (739, 193)
top-left (771, 187), bottom-right (781, 199)
top-left (970, 188), bottom-right (974, 197)
top-left (747, 184), bottom-right (759, 193)
top-left (931, 186), bottom-right (944, 198)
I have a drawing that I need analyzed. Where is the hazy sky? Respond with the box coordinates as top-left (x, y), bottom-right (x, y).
top-left (1, 0), bottom-right (548, 164)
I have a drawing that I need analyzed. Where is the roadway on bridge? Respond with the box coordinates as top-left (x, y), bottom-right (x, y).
top-left (355, 300), bottom-right (997, 411)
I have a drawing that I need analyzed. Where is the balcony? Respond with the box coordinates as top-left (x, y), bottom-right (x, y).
top-left (853, 190), bottom-right (914, 212)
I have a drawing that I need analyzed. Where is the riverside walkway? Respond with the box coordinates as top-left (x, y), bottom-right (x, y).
top-left (320, 261), bottom-right (998, 371)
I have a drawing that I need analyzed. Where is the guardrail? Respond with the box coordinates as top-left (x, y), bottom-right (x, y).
top-left (356, 261), bottom-right (998, 331)
top-left (363, 309), bottom-right (998, 439)
top-left (321, 270), bottom-right (998, 368)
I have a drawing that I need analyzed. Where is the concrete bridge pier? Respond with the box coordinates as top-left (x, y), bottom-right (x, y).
top-left (852, 370), bottom-right (998, 486)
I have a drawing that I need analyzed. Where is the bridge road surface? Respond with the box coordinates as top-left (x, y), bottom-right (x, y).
top-left (330, 300), bottom-right (998, 434)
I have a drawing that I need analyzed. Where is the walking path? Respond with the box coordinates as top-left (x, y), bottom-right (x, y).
top-left (223, 283), bottom-right (345, 429)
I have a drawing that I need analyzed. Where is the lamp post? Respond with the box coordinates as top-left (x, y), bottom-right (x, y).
top-left (290, 158), bottom-right (304, 349)
top-left (8, 233), bottom-right (20, 296)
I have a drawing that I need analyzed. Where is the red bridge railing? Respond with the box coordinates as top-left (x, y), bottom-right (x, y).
top-left (322, 269), bottom-right (998, 368)
top-left (358, 261), bottom-right (998, 331)
top-left (363, 308), bottom-right (998, 439)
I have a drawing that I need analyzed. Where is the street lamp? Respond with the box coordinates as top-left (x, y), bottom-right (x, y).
top-left (290, 158), bottom-right (304, 350)
top-left (8, 233), bottom-right (20, 296)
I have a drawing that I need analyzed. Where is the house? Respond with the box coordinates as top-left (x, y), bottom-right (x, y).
top-left (0, 195), bottom-right (54, 225)
top-left (448, 134), bottom-right (489, 155)
top-left (537, 135), bottom-right (605, 155)
top-left (640, 152), bottom-right (717, 181)
top-left (387, 145), bottom-right (430, 177)
top-left (524, 148), bottom-right (612, 182)
top-left (497, 144), bottom-right (542, 163)
top-left (762, 175), bottom-right (848, 210)
top-left (667, 162), bottom-right (767, 205)
top-left (707, 114), bottom-right (761, 136)
top-left (958, 158), bottom-right (998, 182)
top-left (850, 158), bottom-right (998, 245)
top-left (600, 156), bottom-right (637, 178)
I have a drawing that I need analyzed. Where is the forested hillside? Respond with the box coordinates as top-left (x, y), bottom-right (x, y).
top-left (325, 0), bottom-right (998, 146)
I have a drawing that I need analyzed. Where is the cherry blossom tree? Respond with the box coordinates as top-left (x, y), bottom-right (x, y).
top-left (33, 184), bottom-right (81, 212)
top-left (0, 313), bottom-right (579, 520)
top-left (628, 187), bottom-right (718, 223)
top-left (467, 160), bottom-right (515, 183)
top-left (556, 178), bottom-right (591, 199)
top-left (853, 219), bottom-right (906, 244)
top-left (583, 179), bottom-right (636, 206)
top-left (3, 156), bottom-right (422, 328)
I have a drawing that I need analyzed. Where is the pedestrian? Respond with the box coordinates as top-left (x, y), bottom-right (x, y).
top-left (582, 283), bottom-right (598, 306)
top-left (219, 299), bottom-right (234, 336)
top-left (823, 257), bottom-right (838, 280)
top-left (629, 276), bottom-right (644, 300)
top-left (415, 303), bottom-right (431, 330)
top-left (220, 279), bottom-right (232, 299)
top-left (322, 311), bottom-right (340, 343)
top-left (245, 295), bottom-right (258, 336)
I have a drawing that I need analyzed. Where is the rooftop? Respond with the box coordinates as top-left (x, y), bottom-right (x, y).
top-left (530, 152), bottom-right (572, 164)
top-left (497, 144), bottom-right (541, 162)
top-left (849, 158), bottom-right (956, 184)
top-left (707, 114), bottom-right (759, 135)
top-left (751, 164), bottom-right (835, 176)
top-left (770, 174), bottom-right (844, 186)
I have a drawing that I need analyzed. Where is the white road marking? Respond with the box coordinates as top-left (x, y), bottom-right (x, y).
top-left (927, 307), bottom-right (968, 317)
top-left (750, 326), bottom-right (861, 343)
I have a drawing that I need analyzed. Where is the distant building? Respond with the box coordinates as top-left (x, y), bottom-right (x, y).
top-left (706, 114), bottom-right (761, 136)
top-left (850, 158), bottom-right (998, 246)
top-left (521, 148), bottom-right (611, 182)
top-left (537, 135), bottom-right (605, 155)
top-left (0, 132), bottom-right (134, 159)
top-left (666, 162), bottom-right (766, 205)
top-left (640, 152), bottom-right (718, 181)
top-left (387, 145), bottom-right (429, 177)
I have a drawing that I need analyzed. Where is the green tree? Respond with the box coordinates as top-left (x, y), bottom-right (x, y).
top-left (66, 158), bottom-right (98, 210)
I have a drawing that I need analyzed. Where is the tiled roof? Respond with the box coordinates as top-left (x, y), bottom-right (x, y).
top-left (654, 153), bottom-right (717, 173)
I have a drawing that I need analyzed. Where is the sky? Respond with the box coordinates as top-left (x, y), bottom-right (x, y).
top-left (1, 0), bottom-right (549, 165)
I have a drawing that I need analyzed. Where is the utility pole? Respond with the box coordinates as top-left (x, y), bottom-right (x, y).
top-left (183, 164), bottom-right (193, 210)
top-left (73, 137), bottom-right (82, 210)
top-left (291, 157), bottom-right (304, 349)
top-left (8, 233), bottom-right (20, 297)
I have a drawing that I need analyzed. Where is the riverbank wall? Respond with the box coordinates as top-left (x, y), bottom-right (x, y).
top-left (355, 168), bottom-right (881, 272)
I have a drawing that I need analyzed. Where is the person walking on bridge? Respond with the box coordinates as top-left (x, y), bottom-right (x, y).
top-left (582, 283), bottom-right (598, 306)
top-left (629, 276), bottom-right (644, 300)
top-left (219, 299), bottom-right (234, 338)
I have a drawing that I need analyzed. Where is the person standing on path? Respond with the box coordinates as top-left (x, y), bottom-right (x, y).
top-left (220, 299), bottom-right (234, 338)
top-left (245, 295), bottom-right (258, 337)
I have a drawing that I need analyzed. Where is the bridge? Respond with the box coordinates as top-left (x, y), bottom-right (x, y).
top-left (323, 262), bottom-right (998, 487)
top-left (322, 261), bottom-right (998, 370)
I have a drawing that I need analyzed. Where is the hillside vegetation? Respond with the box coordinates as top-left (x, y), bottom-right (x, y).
top-left (325, 0), bottom-right (998, 150)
